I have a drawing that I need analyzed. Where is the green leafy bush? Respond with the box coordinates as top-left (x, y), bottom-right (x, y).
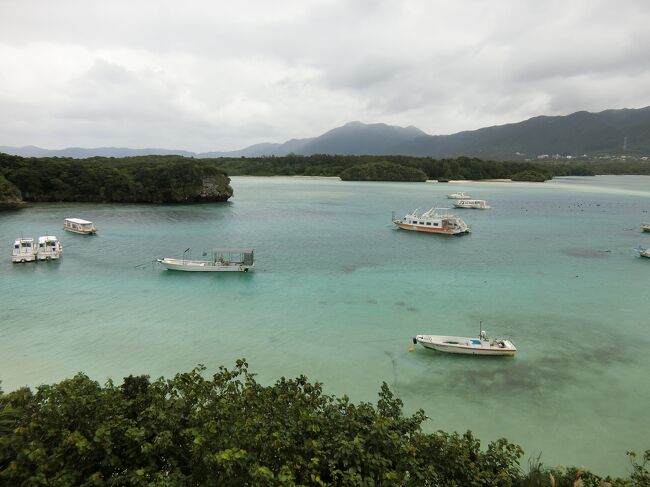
top-left (1, 363), bottom-right (645, 486)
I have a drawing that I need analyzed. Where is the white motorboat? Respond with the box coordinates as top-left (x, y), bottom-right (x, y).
top-left (413, 328), bottom-right (516, 356)
top-left (12, 238), bottom-right (37, 263)
top-left (158, 248), bottom-right (254, 272)
top-left (641, 223), bottom-right (650, 233)
top-left (453, 199), bottom-right (491, 209)
top-left (36, 236), bottom-right (63, 260)
top-left (636, 247), bottom-right (650, 258)
top-left (447, 192), bottom-right (470, 199)
top-left (64, 218), bottom-right (97, 235)
top-left (392, 208), bottom-right (470, 235)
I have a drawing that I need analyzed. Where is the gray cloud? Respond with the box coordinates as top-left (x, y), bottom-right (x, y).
top-left (1, 0), bottom-right (649, 151)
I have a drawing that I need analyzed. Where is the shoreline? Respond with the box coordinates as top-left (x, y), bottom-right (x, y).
top-left (426, 178), bottom-right (513, 183)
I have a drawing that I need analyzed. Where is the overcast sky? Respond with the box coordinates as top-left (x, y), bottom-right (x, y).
top-left (2, 0), bottom-right (650, 151)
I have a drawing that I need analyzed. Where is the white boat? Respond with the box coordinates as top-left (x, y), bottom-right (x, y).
top-left (453, 199), bottom-right (491, 209)
top-left (64, 218), bottom-right (97, 235)
top-left (12, 238), bottom-right (37, 263)
top-left (641, 223), bottom-right (650, 233)
top-left (636, 247), bottom-right (650, 258)
top-left (158, 248), bottom-right (254, 272)
top-left (36, 236), bottom-right (63, 260)
top-left (392, 208), bottom-right (470, 235)
top-left (447, 192), bottom-right (470, 199)
top-left (413, 329), bottom-right (516, 356)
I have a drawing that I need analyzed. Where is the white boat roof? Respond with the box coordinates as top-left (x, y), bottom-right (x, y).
top-left (65, 218), bottom-right (93, 224)
top-left (14, 237), bottom-right (34, 243)
top-left (38, 236), bottom-right (59, 243)
top-left (213, 248), bottom-right (254, 253)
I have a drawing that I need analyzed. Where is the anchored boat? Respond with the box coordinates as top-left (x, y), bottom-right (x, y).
top-left (453, 199), bottom-right (491, 209)
top-left (64, 218), bottom-right (97, 235)
top-left (37, 236), bottom-right (63, 260)
top-left (636, 247), bottom-right (650, 258)
top-left (641, 223), bottom-right (650, 233)
top-left (392, 208), bottom-right (470, 235)
top-left (413, 326), bottom-right (516, 356)
top-left (12, 238), bottom-right (37, 263)
top-left (158, 248), bottom-right (254, 272)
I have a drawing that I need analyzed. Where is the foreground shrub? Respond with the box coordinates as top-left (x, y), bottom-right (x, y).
top-left (0, 362), bottom-right (646, 486)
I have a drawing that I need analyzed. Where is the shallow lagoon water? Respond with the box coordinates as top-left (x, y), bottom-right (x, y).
top-left (1, 175), bottom-right (649, 475)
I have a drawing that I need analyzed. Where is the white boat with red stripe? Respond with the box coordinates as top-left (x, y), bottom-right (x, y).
top-left (64, 218), bottom-right (97, 235)
top-left (413, 326), bottom-right (516, 356)
top-left (392, 208), bottom-right (470, 235)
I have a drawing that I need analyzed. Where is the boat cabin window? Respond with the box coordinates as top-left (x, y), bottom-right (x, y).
top-left (21, 242), bottom-right (31, 248)
top-left (426, 222), bottom-right (431, 225)
top-left (419, 221), bottom-right (424, 225)
top-left (433, 222), bottom-right (439, 226)
top-left (14, 244), bottom-right (19, 249)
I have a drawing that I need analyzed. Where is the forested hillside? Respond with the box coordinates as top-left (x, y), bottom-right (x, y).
top-left (0, 153), bottom-right (232, 206)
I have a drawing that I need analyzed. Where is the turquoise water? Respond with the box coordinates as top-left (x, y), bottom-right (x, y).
top-left (1, 175), bottom-right (649, 475)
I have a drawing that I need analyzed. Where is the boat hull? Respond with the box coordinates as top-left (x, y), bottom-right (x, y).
top-left (36, 253), bottom-right (61, 261)
top-left (414, 335), bottom-right (516, 356)
top-left (12, 254), bottom-right (36, 263)
top-left (157, 258), bottom-right (252, 272)
top-left (64, 227), bottom-right (96, 235)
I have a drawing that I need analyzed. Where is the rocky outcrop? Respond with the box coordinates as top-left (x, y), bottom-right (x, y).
top-left (199, 174), bottom-right (233, 202)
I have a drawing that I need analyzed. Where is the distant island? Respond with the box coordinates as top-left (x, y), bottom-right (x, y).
top-left (3, 106), bottom-right (650, 161)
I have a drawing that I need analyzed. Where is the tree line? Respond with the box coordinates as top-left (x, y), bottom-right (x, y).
top-left (3, 152), bottom-right (650, 207)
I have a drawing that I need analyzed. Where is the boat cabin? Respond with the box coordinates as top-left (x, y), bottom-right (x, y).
top-left (37, 236), bottom-right (63, 260)
top-left (213, 248), bottom-right (254, 266)
top-left (64, 218), bottom-right (97, 234)
top-left (12, 238), bottom-right (37, 263)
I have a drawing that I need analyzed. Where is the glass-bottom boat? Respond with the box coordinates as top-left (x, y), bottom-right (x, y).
top-left (392, 208), bottom-right (470, 235)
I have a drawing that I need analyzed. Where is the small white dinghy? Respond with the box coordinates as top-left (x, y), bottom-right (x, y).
top-left (413, 326), bottom-right (516, 356)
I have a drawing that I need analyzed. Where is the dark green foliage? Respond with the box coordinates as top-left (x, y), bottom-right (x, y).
top-left (0, 153), bottom-right (232, 204)
top-left (511, 170), bottom-right (552, 182)
top-left (0, 174), bottom-right (22, 208)
top-left (211, 153), bottom-right (623, 181)
top-left (339, 161), bottom-right (428, 181)
top-left (0, 363), bottom-right (645, 485)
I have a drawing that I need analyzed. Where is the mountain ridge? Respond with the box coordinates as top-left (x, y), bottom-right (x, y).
top-left (2, 106), bottom-right (649, 160)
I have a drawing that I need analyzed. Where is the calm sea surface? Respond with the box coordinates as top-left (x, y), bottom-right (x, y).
top-left (1, 175), bottom-right (649, 474)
